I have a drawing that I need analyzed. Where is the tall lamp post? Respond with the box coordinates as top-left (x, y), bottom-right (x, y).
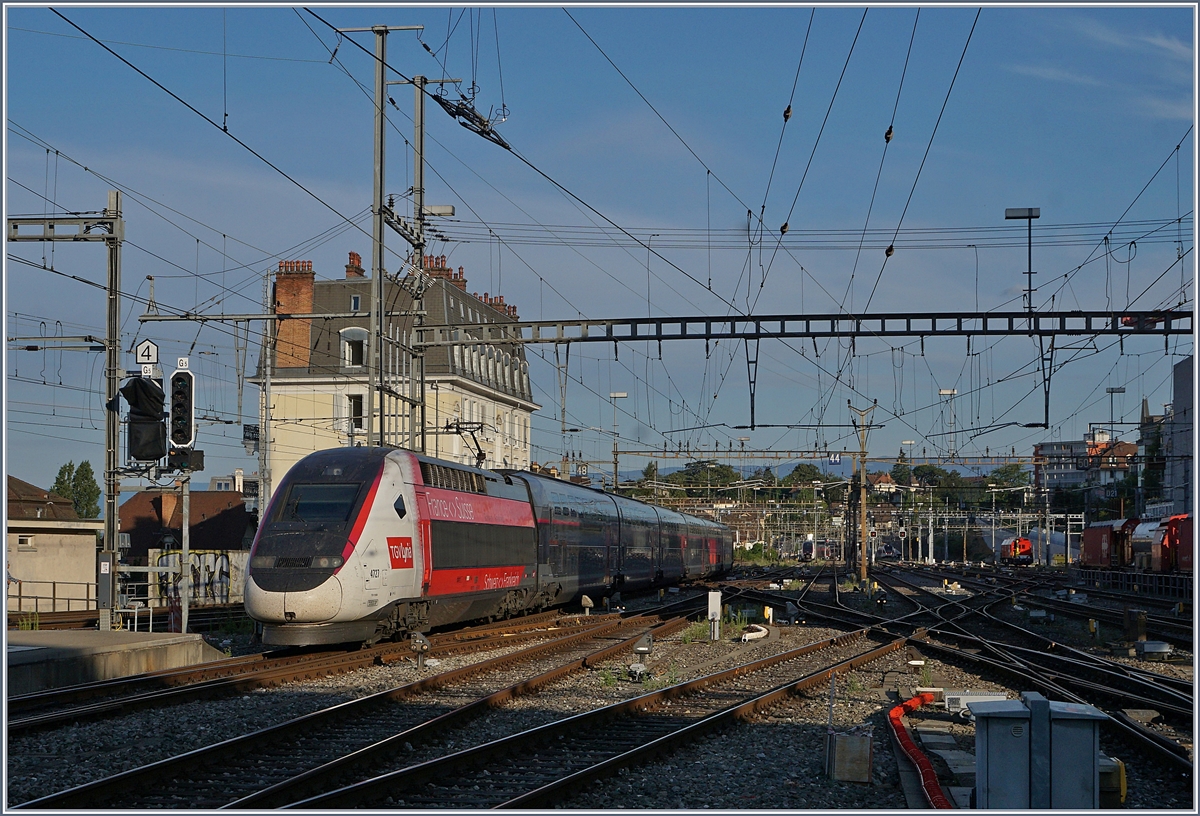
top-left (1005, 207), bottom-right (1041, 311)
top-left (609, 391), bottom-right (627, 491)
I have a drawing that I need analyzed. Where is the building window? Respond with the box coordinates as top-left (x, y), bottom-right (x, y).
top-left (341, 327), bottom-right (367, 367)
top-left (348, 394), bottom-right (364, 430)
top-left (17, 535), bottom-right (35, 552)
top-left (351, 295), bottom-right (361, 311)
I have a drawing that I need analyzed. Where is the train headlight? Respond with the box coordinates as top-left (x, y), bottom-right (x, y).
top-left (312, 555), bottom-right (344, 569)
top-left (250, 555), bottom-right (276, 569)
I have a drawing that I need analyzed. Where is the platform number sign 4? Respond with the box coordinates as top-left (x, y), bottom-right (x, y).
top-left (135, 339), bottom-right (158, 365)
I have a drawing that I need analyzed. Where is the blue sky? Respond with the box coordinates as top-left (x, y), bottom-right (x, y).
top-left (4, 4), bottom-right (1195, 495)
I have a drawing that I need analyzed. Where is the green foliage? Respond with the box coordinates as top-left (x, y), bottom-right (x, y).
top-left (598, 666), bottom-right (619, 688)
top-left (913, 464), bottom-right (952, 487)
top-left (663, 460), bottom-right (740, 496)
top-left (920, 663), bottom-right (933, 687)
top-left (681, 620), bottom-right (710, 644)
top-left (641, 461), bottom-right (658, 481)
top-left (72, 461), bottom-right (101, 518)
top-left (16, 611), bottom-right (39, 630)
top-left (891, 448), bottom-right (911, 488)
top-left (845, 674), bottom-right (864, 694)
top-left (748, 465), bottom-right (777, 485)
top-left (783, 462), bottom-right (823, 486)
top-left (988, 463), bottom-right (1031, 487)
top-left (52, 461), bottom-right (75, 504)
top-left (50, 460), bottom-right (101, 518)
top-left (723, 608), bottom-right (749, 638)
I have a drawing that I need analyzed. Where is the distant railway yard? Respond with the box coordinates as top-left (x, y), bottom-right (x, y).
top-left (6, 564), bottom-right (1193, 809)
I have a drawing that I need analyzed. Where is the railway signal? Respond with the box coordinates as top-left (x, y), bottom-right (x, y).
top-left (120, 376), bottom-right (166, 461)
top-left (169, 368), bottom-right (195, 449)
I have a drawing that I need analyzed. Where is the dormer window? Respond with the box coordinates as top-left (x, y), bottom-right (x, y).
top-left (341, 327), bottom-right (367, 367)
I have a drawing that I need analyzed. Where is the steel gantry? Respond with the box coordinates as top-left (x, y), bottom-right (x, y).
top-left (415, 308), bottom-right (1190, 346)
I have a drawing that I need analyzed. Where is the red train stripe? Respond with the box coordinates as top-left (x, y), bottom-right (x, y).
top-left (427, 565), bottom-right (527, 595)
top-left (341, 464), bottom-right (385, 564)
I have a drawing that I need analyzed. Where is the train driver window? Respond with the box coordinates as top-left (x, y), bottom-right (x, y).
top-left (394, 495), bottom-right (407, 519)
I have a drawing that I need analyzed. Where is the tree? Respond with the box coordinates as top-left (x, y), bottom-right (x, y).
top-left (52, 461), bottom-right (76, 503)
top-left (783, 462), bottom-right (822, 486)
top-left (50, 460), bottom-right (101, 518)
top-left (665, 460), bottom-right (738, 497)
top-left (641, 461), bottom-right (658, 482)
top-left (891, 448), bottom-right (911, 488)
top-left (912, 464), bottom-right (951, 487)
top-left (988, 463), bottom-right (1030, 487)
top-left (72, 461), bottom-right (102, 518)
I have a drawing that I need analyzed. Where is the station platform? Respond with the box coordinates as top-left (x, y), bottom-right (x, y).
top-left (6, 630), bottom-right (226, 696)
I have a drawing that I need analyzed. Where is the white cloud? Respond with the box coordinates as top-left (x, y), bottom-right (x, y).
top-left (1138, 32), bottom-right (1193, 61)
top-left (1004, 64), bottom-right (1105, 87)
top-left (1134, 96), bottom-right (1195, 121)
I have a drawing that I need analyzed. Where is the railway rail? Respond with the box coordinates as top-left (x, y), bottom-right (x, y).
top-left (15, 613), bottom-right (685, 809)
top-left (7, 611), bottom-right (614, 733)
top-left (284, 630), bottom-right (906, 809)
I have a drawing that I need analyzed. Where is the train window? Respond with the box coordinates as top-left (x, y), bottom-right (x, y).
top-left (394, 495), bottom-right (407, 519)
top-left (275, 483), bottom-right (361, 523)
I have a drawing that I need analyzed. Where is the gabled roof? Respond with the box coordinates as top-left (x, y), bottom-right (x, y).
top-left (6, 476), bottom-right (80, 520)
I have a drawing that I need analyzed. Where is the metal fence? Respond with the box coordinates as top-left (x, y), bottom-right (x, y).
top-left (6, 580), bottom-right (96, 613)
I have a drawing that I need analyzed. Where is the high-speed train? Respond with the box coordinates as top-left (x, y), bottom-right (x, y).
top-left (244, 447), bottom-right (734, 646)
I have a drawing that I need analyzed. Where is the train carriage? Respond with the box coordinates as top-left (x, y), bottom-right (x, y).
top-left (245, 448), bottom-right (733, 646)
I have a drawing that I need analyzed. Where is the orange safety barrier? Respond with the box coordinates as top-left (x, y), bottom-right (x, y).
top-left (887, 692), bottom-right (953, 809)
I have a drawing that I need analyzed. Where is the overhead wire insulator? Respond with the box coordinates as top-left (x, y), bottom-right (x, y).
top-left (885, 125), bottom-right (893, 143)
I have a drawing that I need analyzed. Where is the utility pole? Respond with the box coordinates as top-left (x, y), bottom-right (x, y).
top-left (181, 476), bottom-right (190, 633)
top-left (337, 24), bottom-right (445, 453)
top-left (849, 400), bottom-right (876, 588)
top-left (8, 191), bottom-right (124, 630)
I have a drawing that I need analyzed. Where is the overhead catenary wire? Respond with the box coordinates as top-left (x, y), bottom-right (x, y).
top-left (862, 7), bottom-right (980, 313)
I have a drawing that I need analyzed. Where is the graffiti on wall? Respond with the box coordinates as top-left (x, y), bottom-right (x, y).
top-left (147, 549), bottom-right (248, 605)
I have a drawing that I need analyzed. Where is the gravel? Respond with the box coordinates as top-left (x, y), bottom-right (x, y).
top-left (8, 595), bottom-right (1194, 809)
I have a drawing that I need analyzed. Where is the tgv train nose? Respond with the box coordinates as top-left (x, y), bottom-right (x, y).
top-left (245, 574), bottom-right (343, 623)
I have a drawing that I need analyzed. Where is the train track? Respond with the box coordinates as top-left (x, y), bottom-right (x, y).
top-left (874, 569), bottom-right (1194, 773)
top-left (282, 630), bottom-right (906, 808)
top-left (7, 611), bottom-right (611, 733)
top-left (732, 566), bottom-right (1194, 779)
top-left (15, 614), bottom-right (685, 809)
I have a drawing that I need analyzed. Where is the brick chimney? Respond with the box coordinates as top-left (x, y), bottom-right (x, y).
top-left (157, 492), bottom-right (178, 527)
top-left (275, 260), bottom-right (315, 369)
top-left (345, 251), bottom-right (365, 278)
top-left (452, 266), bottom-right (468, 291)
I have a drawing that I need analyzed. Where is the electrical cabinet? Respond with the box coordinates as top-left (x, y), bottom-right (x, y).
top-left (970, 692), bottom-right (1107, 809)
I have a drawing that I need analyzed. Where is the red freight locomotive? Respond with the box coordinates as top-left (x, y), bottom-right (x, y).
top-left (1080, 514), bottom-right (1192, 573)
top-left (244, 447), bottom-right (734, 646)
top-left (998, 536), bottom-right (1034, 565)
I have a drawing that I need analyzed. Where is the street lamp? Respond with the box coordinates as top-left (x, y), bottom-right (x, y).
top-left (610, 392), bottom-right (627, 491)
top-left (1005, 207), bottom-right (1040, 311)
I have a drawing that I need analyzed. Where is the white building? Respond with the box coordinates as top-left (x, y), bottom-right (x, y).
top-left (256, 253), bottom-right (539, 485)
